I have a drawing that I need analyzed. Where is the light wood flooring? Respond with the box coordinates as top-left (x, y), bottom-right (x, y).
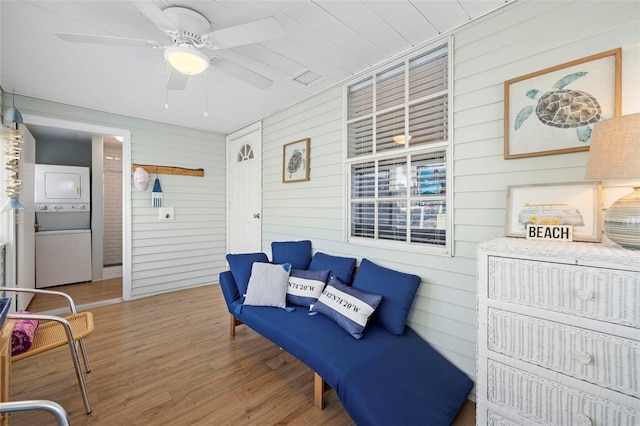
top-left (11, 284), bottom-right (475, 425)
top-left (27, 278), bottom-right (122, 312)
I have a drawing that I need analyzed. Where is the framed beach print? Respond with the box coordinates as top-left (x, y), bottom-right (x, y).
top-left (505, 181), bottom-right (602, 242)
top-left (282, 138), bottom-right (310, 183)
top-left (504, 48), bottom-right (621, 159)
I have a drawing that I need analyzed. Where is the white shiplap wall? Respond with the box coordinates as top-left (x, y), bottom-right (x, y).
top-left (10, 95), bottom-right (226, 299)
top-left (261, 0), bottom-right (640, 383)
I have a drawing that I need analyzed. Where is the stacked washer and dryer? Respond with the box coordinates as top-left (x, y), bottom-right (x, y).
top-left (34, 164), bottom-right (92, 288)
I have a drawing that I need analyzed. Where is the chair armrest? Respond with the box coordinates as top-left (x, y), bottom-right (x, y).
top-left (0, 400), bottom-right (70, 426)
top-left (0, 287), bottom-right (78, 313)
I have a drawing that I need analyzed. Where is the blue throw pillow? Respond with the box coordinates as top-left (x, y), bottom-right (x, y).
top-left (286, 269), bottom-right (330, 307)
top-left (311, 277), bottom-right (382, 339)
top-left (271, 240), bottom-right (312, 270)
top-left (352, 258), bottom-right (421, 336)
top-left (225, 252), bottom-right (269, 297)
top-left (308, 252), bottom-right (357, 284)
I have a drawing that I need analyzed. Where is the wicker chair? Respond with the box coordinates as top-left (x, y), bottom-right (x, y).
top-left (0, 287), bottom-right (94, 414)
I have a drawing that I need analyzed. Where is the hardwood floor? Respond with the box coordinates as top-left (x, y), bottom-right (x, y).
top-left (10, 285), bottom-right (475, 425)
top-left (27, 278), bottom-right (122, 312)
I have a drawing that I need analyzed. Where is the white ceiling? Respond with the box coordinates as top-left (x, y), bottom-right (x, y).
top-left (1, 0), bottom-right (508, 135)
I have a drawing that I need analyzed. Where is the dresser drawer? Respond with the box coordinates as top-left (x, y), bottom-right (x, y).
top-left (487, 410), bottom-right (520, 426)
top-left (488, 308), bottom-right (640, 398)
top-left (487, 360), bottom-right (640, 426)
top-left (488, 257), bottom-right (640, 328)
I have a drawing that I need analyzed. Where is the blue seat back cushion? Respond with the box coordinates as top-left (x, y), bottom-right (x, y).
top-left (287, 268), bottom-right (330, 307)
top-left (310, 277), bottom-right (382, 339)
top-left (271, 240), bottom-right (312, 270)
top-left (351, 258), bottom-right (421, 336)
top-left (308, 252), bottom-right (357, 285)
top-left (225, 252), bottom-right (269, 297)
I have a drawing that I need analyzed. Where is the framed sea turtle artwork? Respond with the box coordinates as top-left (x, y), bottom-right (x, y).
top-left (282, 138), bottom-right (310, 183)
top-left (504, 48), bottom-right (621, 159)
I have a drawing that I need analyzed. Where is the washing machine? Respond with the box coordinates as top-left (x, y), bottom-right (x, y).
top-left (34, 164), bottom-right (92, 288)
top-left (35, 229), bottom-right (92, 288)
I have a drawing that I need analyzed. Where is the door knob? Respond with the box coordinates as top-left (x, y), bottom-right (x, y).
top-left (254, 213), bottom-right (261, 219)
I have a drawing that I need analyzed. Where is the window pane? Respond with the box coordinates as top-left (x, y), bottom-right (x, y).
top-left (351, 162), bottom-right (375, 198)
top-left (348, 78), bottom-right (373, 119)
top-left (351, 202), bottom-right (375, 238)
top-left (376, 108), bottom-right (405, 153)
top-left (379, 157), bottom-right (407, 198)
top-left (411, 151), bottom-right (446, 197)
top-left (409, 46), bottom-right (448, 101)
top-left (348, 118), bottom-right (373, 157)
top-left (376, 64), bottom-right (404, 110)
top-left (408, 95), bottom-right (448, 146)
top-left (409, 200), bottom-right (446, 245)
top-left (378, 201), bottom-right (406, 242)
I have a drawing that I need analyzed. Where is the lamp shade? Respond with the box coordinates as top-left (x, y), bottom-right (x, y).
top-left (164, 45), bottom-right (209, 76)
top-left (585, 113), bottom-right (640, 179)
top-left (585, 113), bottom-right (640, 249)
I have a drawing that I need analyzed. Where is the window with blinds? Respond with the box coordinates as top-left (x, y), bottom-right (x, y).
top-left (345, 42), bottom-right (451, 251)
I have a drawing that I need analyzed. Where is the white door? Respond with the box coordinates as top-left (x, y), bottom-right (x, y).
top-left (17, 124), bottom-right (36, 310)
top-left (226, 123), bottom-right (262, 254)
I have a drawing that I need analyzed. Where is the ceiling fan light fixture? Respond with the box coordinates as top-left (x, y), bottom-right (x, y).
top-left (164, 45), bottom-right (209, 75)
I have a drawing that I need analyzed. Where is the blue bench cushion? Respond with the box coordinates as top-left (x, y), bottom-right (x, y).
top-left (219, 269), bottom-right (473, 426)
top-left (309, 252), bottom-right (357, 284)
top-left (352, 258), bottom-right (421, 336)
top-left (233, 301), bottom-right (472, 426)
top-left (226, 252), bottom-right (269, 298)
top-left (272, 240), bottom-right (312, 269)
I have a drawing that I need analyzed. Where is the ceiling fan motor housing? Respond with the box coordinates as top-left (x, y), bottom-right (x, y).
top-left (163, 7), bottom-right (211, 48)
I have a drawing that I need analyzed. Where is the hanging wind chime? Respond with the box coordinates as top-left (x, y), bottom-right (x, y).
top-left (1, 94), bottom-right (26, 213)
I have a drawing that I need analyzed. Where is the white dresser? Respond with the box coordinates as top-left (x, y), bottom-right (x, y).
top-left (476, 237), bottom-right (640, 426)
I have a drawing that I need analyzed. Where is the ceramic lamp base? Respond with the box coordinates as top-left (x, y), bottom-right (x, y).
top-left (604, 187), bottom-right (640, 250)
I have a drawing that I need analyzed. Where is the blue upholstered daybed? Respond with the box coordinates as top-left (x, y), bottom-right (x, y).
top-left (219, 241), bottom-right (473, 426)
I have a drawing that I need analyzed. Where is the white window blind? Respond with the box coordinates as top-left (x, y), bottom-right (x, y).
top-left (345, 42), bottom-right (451, 251)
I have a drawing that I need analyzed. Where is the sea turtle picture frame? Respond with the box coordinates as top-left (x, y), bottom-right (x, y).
top-left (504, 48), bottom-right (621, 159)
top-left (282, 138), bottom-right (310, 183)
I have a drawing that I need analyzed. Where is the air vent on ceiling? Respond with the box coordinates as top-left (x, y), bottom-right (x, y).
top-left (292, 69), bottom-right (323, 86)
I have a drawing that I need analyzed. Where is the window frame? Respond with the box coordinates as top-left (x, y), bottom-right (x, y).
top-left (343, 38), bottom-right (454, 256)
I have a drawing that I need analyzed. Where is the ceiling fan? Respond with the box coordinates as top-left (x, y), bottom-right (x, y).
top-left (55, 1), bottom-right (283, 90)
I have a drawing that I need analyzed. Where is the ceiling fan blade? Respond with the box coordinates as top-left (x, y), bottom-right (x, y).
top-left (167, 68), bottom-right (189, 91)
top-left (130, 0), bottom-right (178, 33)
top-left (55, 32), bottom-right (161, 48)
top-left (204, 17), bottom-right (283, 49)
top-left (212, 58), bottom-right (272, 90)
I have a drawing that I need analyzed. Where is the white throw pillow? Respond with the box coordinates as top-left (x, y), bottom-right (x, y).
top-left (243, 262), bottom-right (291, 308)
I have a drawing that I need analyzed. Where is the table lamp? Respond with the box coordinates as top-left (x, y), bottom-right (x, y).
top-left (585, 113), bottom-right (640, 249)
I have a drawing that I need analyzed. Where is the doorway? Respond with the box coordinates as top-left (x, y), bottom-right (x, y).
top-left (226, 122), bottom-right (262, 254)
top-left (21, 114), bottom-right (132, 304)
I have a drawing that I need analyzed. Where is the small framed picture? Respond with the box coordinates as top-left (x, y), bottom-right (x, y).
top-left (504, 48), bottom-right (621, 159)
top-left (505, 181), bottom-right (602, 242)
top-left (282, 138), bottom-right (310, 183)
top-left (417, 163), bottom-right (446, 195)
